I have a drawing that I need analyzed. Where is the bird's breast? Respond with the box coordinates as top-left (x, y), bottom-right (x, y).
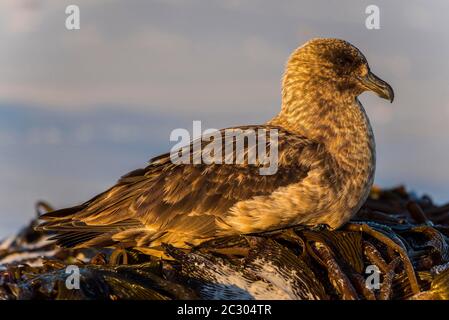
top-left (323, 109), bottom-right (376, 226)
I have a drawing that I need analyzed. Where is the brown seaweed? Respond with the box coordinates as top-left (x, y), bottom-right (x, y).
top-left (1, 186), bottom-right (449, 300)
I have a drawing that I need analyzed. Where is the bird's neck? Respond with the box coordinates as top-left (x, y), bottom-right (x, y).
top-left (268, 81), bottom-right (375, 163)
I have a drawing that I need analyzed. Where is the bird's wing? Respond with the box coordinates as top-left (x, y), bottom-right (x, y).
top-left (38, 125), bottom-right (329, 248)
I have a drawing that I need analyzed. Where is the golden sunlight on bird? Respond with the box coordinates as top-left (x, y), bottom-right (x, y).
top-left (36, 38), bottom-right (394, 257)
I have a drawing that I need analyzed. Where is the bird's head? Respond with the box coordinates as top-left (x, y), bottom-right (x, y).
top-left (283, 38), bottom-right (394, 103)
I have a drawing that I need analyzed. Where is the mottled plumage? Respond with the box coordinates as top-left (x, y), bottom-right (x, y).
top-left (36, 38), bottom-right (394, 255)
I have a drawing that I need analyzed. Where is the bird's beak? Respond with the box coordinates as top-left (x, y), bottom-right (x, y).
top-left (359, 71), bottom-right (394, 103)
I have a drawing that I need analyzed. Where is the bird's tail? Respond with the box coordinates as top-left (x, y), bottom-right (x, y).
top-left (35, 205), bottom-right (144, 248)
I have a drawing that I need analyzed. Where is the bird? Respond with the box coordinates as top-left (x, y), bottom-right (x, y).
top-left (36, 38), bottom-right (394, 256)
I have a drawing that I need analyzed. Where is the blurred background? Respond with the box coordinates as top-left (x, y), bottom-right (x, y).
top-left (1, 0), bottom-right (448, 237)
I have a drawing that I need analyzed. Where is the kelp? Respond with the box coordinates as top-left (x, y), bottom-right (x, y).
top-left (1, 186), bottom-right (449, 300)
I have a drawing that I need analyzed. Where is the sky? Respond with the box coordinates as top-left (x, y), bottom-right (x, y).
top-left (1, 0), bottom-right (449, 237)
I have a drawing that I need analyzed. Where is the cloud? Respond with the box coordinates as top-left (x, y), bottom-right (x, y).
top-left (1, 0), bottom-right (448, 118)
top-left (0, 10), bottom-right (285, 114)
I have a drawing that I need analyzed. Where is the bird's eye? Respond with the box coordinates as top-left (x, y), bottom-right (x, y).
top-left (336, 56), bottom-right (354, 66)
